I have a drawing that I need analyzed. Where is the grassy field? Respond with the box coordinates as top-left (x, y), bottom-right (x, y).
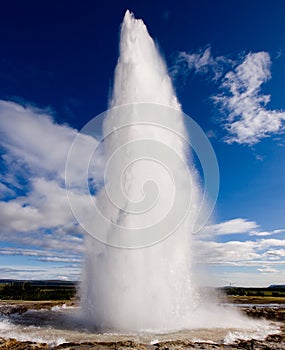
top-left (0, 281), bottom-right (285, 303)
top-left (221, 286), bottom-right (285, 295)
top-left (227, 295), bottom-right (285, 304)
top-left (0, 281), bottom-right (77, 301)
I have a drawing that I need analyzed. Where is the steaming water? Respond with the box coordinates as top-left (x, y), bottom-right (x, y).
top-left (0, 305), bottom-right (280, 346)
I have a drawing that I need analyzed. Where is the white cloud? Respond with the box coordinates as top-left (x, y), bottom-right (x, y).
top-left (259, 238), bottom-right (285, 249)
top-left (0, 265), bottom-right (80, 281)
top-left (0, 100), bottom-right (75, 181)
top-left (0, 228), bottom-right (85, 257)
top-left (0, 183), bottom-right (15, 199)
top-left (174, 48), bottom-right (285, 145)
top-left (209, 269), bottom-right (285, 288)
top-left (0, 100), bottom-right (101, 185)
top-left (194, 218), bottom-right (285, 286)
top-left (215, 52), bottom-right (285, 144)
top-left (200, 218), bottom-right (285, 238)
top-left (194, 239), bottom-right (260, 264)
top-left (0, 100), bottom-right (104, 279)
top-left (257, 266), bottom-right (277, 273)
top-left (194, 237), bottom-right (285, 266)
top-left (0, 179), bottom-right (73, 232)
top-left (249, 229), bottom-right (285, 236)
top-left (0, 247), bottom-right (82, 263)
top-left (262, 249), bottom-right (285, 261)
top-left (173, 47), bottom-right (233, 81)
top-left (207, 218), bottom-right (258, 235)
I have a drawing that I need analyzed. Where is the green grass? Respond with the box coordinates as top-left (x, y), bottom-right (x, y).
top-left (0, 282), bottom-right (77, 301)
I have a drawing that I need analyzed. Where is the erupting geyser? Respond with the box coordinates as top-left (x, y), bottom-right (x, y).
top-left (76, 11), bottom-right (256, 333)
top-left (80, 10), bottom-right (201, 332)
top-left (0, 10), bottom-right (280, 347)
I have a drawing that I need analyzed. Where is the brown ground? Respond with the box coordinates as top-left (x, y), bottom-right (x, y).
top-left (0, 299), bottom-right (284, 349)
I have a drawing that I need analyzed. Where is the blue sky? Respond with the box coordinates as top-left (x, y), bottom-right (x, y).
top-left (0, 0), bottom-right (285, 286)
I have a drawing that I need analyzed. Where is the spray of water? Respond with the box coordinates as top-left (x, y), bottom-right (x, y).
top-left (79, 11), bottom-right (200, 331)
top-left (75, 11), bottom-right (266, 333)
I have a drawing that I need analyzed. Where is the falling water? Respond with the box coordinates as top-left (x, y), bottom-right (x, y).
top-left (79, 11), bottom-right (253, 333)
top-left (79, 10), bottom-right (202, 332)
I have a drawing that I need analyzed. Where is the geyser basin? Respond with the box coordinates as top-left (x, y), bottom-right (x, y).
top-left (0, 304), bottom-right (280, 346)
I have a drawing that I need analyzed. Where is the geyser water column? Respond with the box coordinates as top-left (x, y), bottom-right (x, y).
top-left (66, 11), bottom-right (219, 332)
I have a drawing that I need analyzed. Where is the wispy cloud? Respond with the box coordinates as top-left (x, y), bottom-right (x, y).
top-left (206, 218), bottom-right (258, 235)
top-left (195, 237), bottom-right (285, 264)
top-left (0, 265), bottom-right (80, 281)
top-left (214, 52), bottom-right (285, 144)
top-left (172, 46), bottom-right (233, 81)
top-left (194, 218), bottom-right (285, 286)
top-left (174, 48), bottom-right (285, 145)
top-left (0, 247), bottom-right (82, 263)
top-left (200, 218), bottom-right (285, 238)
top-left (257, 266), bottom-right (278, 273)
top-left (209, 269), bottom-right (285, 288)
top-left (249, 229), bottom-right (285, 237)
top-left (0, 183), bottom-right (15, 199)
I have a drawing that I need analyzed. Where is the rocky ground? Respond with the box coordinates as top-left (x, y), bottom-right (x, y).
top-left (0, 301), bottom-right (284, 349)
top-left (0, 300), bottom-right (76, 316)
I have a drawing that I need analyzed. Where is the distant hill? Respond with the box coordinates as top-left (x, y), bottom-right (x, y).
top-left (0, 279), bottom-right (77, 287)
top-left (269, 284), bottom-right (285, 289)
